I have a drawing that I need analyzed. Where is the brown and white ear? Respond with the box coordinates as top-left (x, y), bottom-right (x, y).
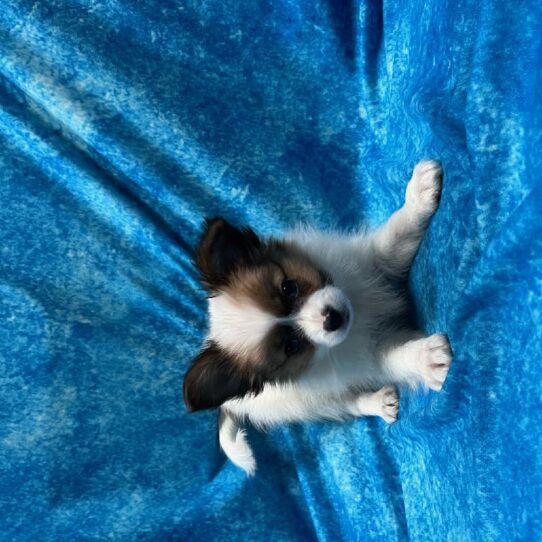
top-left (196, 217), bottom-right (263, 290)
top-left (183, 343), bottom-right (261, 412)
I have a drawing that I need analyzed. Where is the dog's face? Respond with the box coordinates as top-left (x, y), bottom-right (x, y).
top-left (183, 218), bottom-right (352, 411)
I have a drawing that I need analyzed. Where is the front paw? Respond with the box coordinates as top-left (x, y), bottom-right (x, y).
top-left (405, 160), bottom-right (443, 218)
top-left (417, 334), bottom-right (453, 391)
top-left (376, 386), bottom-right (400, 423)
top-left (351, 386), bottom-right (399, 423)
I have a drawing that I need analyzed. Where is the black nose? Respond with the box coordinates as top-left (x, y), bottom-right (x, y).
top-left (323, 307), bottom-right (344, 332)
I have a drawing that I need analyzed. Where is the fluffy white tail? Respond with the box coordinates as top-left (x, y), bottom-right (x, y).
top-left (218, 409), bottom-right (256, 476)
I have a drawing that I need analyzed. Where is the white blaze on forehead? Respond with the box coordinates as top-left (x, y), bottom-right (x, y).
top-left (208, 293), bottom-right (276, 356)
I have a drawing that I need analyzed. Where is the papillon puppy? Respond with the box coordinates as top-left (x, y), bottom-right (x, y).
top-left (184, 161), bottom-right (452, 475)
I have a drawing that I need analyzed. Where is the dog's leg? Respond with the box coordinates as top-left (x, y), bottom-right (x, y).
top-left (226, 383), bottom-right (399, 427)
top-left (347, 386), bottom-right (399, 423)
top-left (380, 332), bottom-right (453, 391)
top-left (371, 160), bottom-right (443, 275)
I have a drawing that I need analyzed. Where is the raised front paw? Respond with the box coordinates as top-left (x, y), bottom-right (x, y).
top-left (405, 160), bottom-right (443, 218)
top-left (375, 386), bottom-right (400, 423)
top-left (417, 333), bottom-right (453, 391)
top-left (352, 386), bottom-right (399, 423)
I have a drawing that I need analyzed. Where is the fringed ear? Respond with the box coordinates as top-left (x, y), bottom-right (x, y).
top-left (195, 217), bottom-right (263, 290)
top-left (183, 343), bottom-right (262, 412)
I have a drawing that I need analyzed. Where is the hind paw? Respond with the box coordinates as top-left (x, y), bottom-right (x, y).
top-left (406, 160), bottom-right (443, 218)
top-left (417, 334), bottom-right (453, 391)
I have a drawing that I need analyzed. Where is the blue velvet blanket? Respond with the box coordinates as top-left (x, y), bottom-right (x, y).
top-left (1, 1), bottom-right (541, 540)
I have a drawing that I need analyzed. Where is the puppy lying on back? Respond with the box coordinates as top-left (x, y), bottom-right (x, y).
top-left (184, 161), bottom-right (452, 475)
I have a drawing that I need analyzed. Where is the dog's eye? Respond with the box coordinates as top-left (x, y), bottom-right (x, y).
top-left (281, 279), bottom-right (298, 298)
top-left (284, 337), bottom-right (301, 357)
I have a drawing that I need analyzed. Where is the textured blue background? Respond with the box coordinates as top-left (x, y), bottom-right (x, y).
top-left (1, 1), bottom-right (541, 540)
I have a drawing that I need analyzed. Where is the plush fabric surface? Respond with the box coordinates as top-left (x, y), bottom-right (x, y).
top-left (1, 1), bottom-right (541, 540)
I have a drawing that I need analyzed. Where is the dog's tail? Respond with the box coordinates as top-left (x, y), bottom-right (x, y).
top-left (218, 409), bottom-right (256, 476)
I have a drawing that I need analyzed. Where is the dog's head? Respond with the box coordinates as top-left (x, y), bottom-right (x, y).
top-left (183, 218), bottom-right (352, 412)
